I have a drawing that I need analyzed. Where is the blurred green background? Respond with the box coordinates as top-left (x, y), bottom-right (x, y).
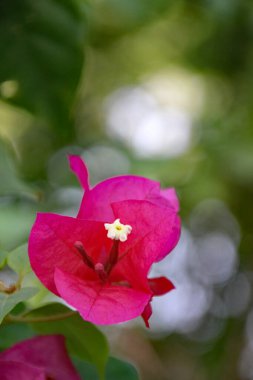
top-left (0, 1), bottom-right (253, 379)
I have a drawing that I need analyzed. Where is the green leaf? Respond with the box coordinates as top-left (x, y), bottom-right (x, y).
top-left (27, 303), bottom-right (109, 379)
top-left (73, 356), bottom-right (139, 380)
top-left (0, 0), bottom-right (87, 132)
top-left (8, 243), bottom-right (31, 278)
top-left (72, 357), bottom-right (98, 380)
top-left (0, 287), bottom-right (38, 324)
top-left (0, 323), bottom-right (35, 351)
top-left (7, 244), bottom-right (59, 309)
top-left (0, 251), bottom-right (8, 269)
top-left (22, 271), bottom-right (60, 309)
top-left (0, 201), bottom-right (36, 252)
top-left (0, 139), bottom-right (35, 198)
top-left (91, 0), bottom-right (172, 37)
top-left (106, 357), bottom-right (139, 380)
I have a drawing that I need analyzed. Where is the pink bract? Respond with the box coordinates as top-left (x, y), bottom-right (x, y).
top-left (0, 335), bottom-right (81, 380)
top-left (29, 156), bottom-right (181, 326)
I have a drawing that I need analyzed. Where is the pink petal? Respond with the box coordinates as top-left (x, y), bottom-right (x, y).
top-left (29, 213), bottom-right (112, 294)
top-left (111, 200), bottom-right (181, 279)
top-left (141, 302), bottom-right (152, 328)
top-left (149, 188), bottom-right (180, 212)
top-left (161, 188), bottom-right (180, 212)
top-left (70, 155), bottom-right (180, 222)
top-left (77, 174), bottom-right (161, 221)
top-left (54, 268), bottom-right (151, 325)
top-left (0, 335), bottom-right (80, 380)
top-left (148, 277), bottom-right (175, 296)
top-left (0, 361), bottom-right (44, 380)
top-left (155, 214), bottom-right (181, 262)
top-left (69, 155), bottom-right (90, 192)
top-left (69, 155), bottom-right (179, 219)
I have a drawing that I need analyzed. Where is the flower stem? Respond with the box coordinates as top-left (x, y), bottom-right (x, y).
top-left (5, 310), bottom-right (77, 324)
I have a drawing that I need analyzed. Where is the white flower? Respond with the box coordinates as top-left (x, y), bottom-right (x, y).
top-left (104, 218), bottom-right (132, 242)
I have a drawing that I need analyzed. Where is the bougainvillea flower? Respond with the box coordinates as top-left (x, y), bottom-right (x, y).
top-left (29, 156), bottom-right (180, 326)
top-left (0, 335), bottom-right (81, 380)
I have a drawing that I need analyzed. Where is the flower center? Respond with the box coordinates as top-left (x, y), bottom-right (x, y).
top-left (104, 218), bottom-right (132, 242)
top-left (74, 240), bottom-right (120, 283)
top-left (74, 220), bottom-right (131, 283)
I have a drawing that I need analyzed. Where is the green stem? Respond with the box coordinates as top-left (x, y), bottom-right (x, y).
top-left (5, 310), bottom-right (77, 324)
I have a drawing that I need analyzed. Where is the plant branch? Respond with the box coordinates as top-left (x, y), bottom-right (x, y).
top-left (5, 310), bottom-right (77, 324)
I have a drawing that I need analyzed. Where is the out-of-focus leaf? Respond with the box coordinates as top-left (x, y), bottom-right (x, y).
top-left (73, 356), bottom-right (139, 380)
top-left (0, 0), bottom-right (87, 132)
top-left (8, 243), bottom-right (30, 278)
top-left (0, 251), bottom-right (8, 269)
top-left (0, 287), bottom-right (38, 324)
top-left (0, 323), bottom-right (35, 351)
top-left (8, 245), bottom-right (60, 309)
top-left (91, 0), bottom-right (172, 41)
top-left (0, 139), bottom-right (34, 197)
top-left (0, 202), bottom-right (36, 251)
top-left (106, 357), bottom-right (139, 380)
top-left (27, 303), bottom-right (109, 379)
top-left (72, 357), bottom-right (98, 380)
top-left (22, 271), bottom-right (60, 309)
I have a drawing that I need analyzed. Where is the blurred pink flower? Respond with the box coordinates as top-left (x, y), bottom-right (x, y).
top-left (0, 335), bottom-right (81, 380)
top-left (29, 156), bottom-right (180, 326)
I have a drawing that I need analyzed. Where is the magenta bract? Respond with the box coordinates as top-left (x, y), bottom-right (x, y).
top-left (29, 156), bottom-right (181, 326)
top-left (0, 335), bottom-right (81, 380)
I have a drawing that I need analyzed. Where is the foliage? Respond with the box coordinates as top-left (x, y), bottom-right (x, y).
top-left (0, 287), bottom-right (38, 324)
top-left (0, 0), bottom-right (87, 141)
top-left (0, 0), bottom-right (253, 379)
